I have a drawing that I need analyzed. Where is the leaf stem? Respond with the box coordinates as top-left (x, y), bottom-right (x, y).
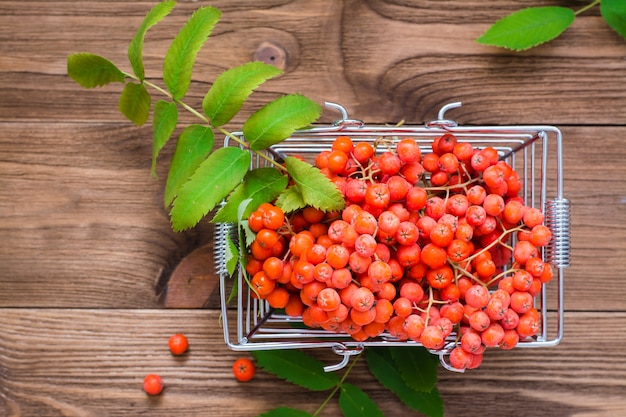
top-left (575, 0), bottom-right (600, 16)
top-left (124, 71), bottom-right (289, 173)
top-left (312, 355), bottom-right (360, 416)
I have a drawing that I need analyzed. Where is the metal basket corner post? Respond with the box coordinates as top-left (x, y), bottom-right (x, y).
top-left (214, 102), bottom-right (571, 371)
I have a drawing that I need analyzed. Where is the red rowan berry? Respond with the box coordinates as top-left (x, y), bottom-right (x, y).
top-left (450, 346), bottom-right (473, 370)
top-left (168, 334), bottom-right (189, 356)
top-left (396, 138), bottom-right (421, 163)
top-left (143, 374), bottom-right (164, 395)
top-left (420, 325), bottom-right (445, 349)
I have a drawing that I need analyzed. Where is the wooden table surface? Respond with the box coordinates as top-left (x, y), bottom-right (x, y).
top-left (2, 1), bottom-right (626, 416)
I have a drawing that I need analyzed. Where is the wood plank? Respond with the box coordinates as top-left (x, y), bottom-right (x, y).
top-left (1, 1), bottom-right (626, 125)
top-left (0, 309), bottom-right (624, 416)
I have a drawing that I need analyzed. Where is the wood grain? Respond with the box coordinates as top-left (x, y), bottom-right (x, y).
top-left (1, 0), bottom-right (626, 416)
top-left (0, 310), bottom-right (624, 417)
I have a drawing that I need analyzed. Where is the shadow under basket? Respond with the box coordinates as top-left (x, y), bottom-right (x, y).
top-left (214, 102), bottom-right (570, 372)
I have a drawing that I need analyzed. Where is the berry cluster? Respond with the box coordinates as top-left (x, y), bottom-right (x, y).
top-left (244, 134), bottom-right (553, 371)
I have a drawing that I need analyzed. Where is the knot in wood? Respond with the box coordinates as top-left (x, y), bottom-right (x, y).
top-left (253, 41), bottom-right (287, 70)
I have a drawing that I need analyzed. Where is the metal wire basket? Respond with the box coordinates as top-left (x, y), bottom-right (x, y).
top-left (215, 102), bottom-right (570, 372)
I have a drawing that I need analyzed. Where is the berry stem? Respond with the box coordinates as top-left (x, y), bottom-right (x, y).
top-left (453, 263), bottom-right (483, 286)
top-left (423, 176), bottom-right (480, 193)
top-left (463, 225), bottom-right (524, 265)
top-left (485, 267), bottom-right (522, 287)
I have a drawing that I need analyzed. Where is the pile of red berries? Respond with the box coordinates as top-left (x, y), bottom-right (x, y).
top-left (244, 134), bottom-right (553, 371)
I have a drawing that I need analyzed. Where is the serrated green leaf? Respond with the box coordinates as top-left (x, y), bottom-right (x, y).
top-left (212, 168), bottom-right (288, 223)
top-left (275, 185), bottom-right (306, 213)
top-left (163, 6), bottom-right (221, 100)
top-left (240, 219), bottom-right (256, 249)
top-left (367, 348), bottom-right (443, 417)
top-left (339, 383), bottom-right (384, 417)
top-left (170, 147), bottom-right (250, 231)
top-left (164, 125), bottom-right (214, 207)
top-left (390, 347), bottom-right (438, 392)
top-left (243, 94), bottom-right (322, 151)
top-left (476, 6), bottom-right (575, 51)
top-left (128, 1), bottom-right (176, 80)
top-left (225, 233), bottom-right (238, 276)
top-left (257, 407), bottom-right (313, 417)
top-left (601, 0), bottom-right (626, 40)
top-left (203, 62), bottom-right (283, 127)
top-left (67, 53), bottom-right (125, 88)
top-left (118, 82), bottom-right (151, 126)
top-left (285, 157), bottom-right (345, 212)
top-left (252, 350), bottom-right (340, 391)
top-left (151, 100), bottom-right (178, 177)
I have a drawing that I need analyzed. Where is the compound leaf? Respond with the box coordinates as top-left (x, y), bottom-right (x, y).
top-left (203, 61), bottom-right (283, 127)
top-left (151, 100), bottom-right (178, 177)
top-left (389, 347), bottom-right (438, 392)
top-left (476, 6), bottom-right (575, 51)
top-left (118, 82), bottom-right (151, 126)
top-left (164, 124), bottom-right (214, 207)
top-left (257, 407), bottom-right (313, 417)
top-left (338, 383), bottom-right (384, 417)
top-left (285, 157), bottom-right (345, 212)
top-left (128, 0), bottom-right (176, 80)
top-left (170, 146), bottom-right (250, 231)
top-left (601, 0), bottom-right (626, 40)
top-left (164, 6), bottom-right (221, 99)
top-left (367, 348), bottom-right (443, 417)
top-left (275, 185), bottom-right (306, 214)
top-left (212, 167), bottom-right (288, 223)
top-left (243, 94), bottom-right (322, 151)
top-left (67, 53), bottom-right (125, 88)
top-left (252, 350), bottom-right (339, 391)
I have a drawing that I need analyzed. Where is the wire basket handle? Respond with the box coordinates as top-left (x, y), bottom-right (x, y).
top-left (426, 102), bottom-right (462, 128)
top-left (324, 344), bottom-right (364, 372)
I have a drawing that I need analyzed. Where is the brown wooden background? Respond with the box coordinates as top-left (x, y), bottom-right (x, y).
top-left (1, 0), bottom-right (626, 416)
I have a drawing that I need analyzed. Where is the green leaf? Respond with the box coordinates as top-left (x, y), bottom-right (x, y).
top-left (169, 147), bottom-right (250, 231)
top-left (285, 157), bottom-right (345, 212)
top-left (237, 198), bottom-right (254, 224)
top-left (151, 100), bottom-right (178, 177)
top-left (240, 219), bottom-right (256, 249)
top-left (476, 6), bottom-right (575, 51)
top-left (203, 62), bottom-right (283, 127)
top-left (252, 350), bottom-right (340, 391)
top-left (367, 348), bottom-right (443, 417)
top-left (118, 82), bottom-right (151, 126)
top-left (212, 168), bottom-right (288, 223)
top-left (243, 94), bottom-right (322, 151)
top-left (67, 53), bottom-right (125, 88)
top-left (236, 198), bottom-right (256, 259)
top-left (128, 0), bottom-right (176, 80)
top-left (164, 125), bottom-right (214, 207)
top-left (225, 233), bottom-right (238, 276)
top-left (257, 407), bottom-right (313, 417)
top-left (275, 185), bottom-right (306, 213)
top-left (601, 0), bottom-right (626, 39)
top-left (339, 383), bottom-right (384, 417)
top-left (163, 6), bottom-right (221, 100)
top-left (390, 347), bottom-right (438, 392)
